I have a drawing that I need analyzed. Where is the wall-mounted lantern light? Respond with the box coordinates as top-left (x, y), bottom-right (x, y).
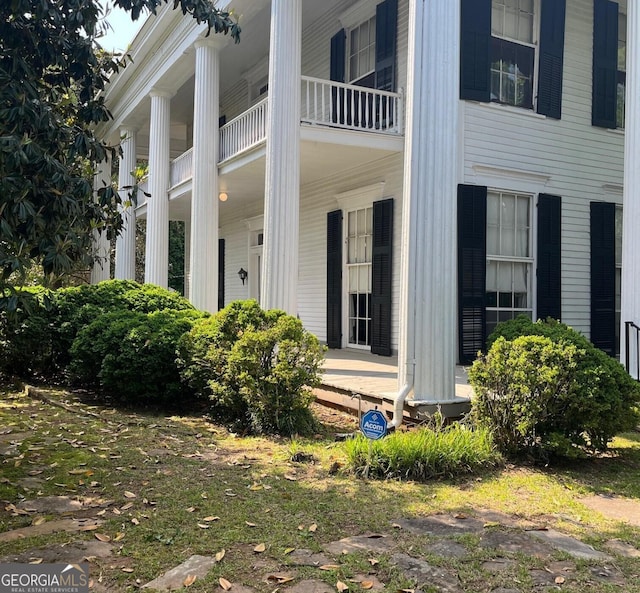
top-left (219, 192), bottom-right (228, 202)
top-left (238, 268), bottom-right (248, 285)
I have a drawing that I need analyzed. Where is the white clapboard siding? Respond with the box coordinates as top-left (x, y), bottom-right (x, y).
top-left (463, 0), bottom-right (624, 337)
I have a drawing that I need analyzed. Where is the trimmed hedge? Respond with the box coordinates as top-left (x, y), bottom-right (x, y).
top-left (470, 316), bottom-right (640, 457)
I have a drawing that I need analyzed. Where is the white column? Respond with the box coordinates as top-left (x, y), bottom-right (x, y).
top-left (91, 154), bottom-right (112, 284)
top-left (261, 0), bottom-right (301, 314)
top-left (621, 3), bottom-right (640, 375)
top-left (189, 40), bottom-right (220, 312)
top-left (184, 218), bottom-right (192, 301)
top-left (115, 128), bottom-right (137, 280)
top-left (398, 0), bottom-right (460, 402)
top-left (145, 91), bottom-right (172, 288)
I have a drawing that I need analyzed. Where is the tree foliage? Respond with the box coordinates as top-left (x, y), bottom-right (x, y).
top-left (0, 0), bottom-right (239, 307)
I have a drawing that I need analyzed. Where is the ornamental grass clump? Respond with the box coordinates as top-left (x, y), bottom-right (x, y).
top-left (345, 422), bottom-right (501, 481)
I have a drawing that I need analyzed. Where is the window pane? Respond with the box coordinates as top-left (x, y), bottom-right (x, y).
top-left (350, 294), bottom-right (357, 317)
top-left (615, 206), bottom-right (623, 265)
top-left (486, 260), bottom-right (498, 292)
top-left (498, 261), bottom-right (512, 292)
top-left (348, 211), bottom-right (356, 236)
top-left (349, 267), bottom-right (358, 292)
top-left (619, 13), bottom-right (627, 71)
top-left (513, 262), bottom-right (528, 293)
top-left (492, 5), bottom-right (503, 37)
top-left (504, 7), bottom-right (518, 39)
top-left (499, 292), bottom-right (513, 308)
top-left (359, 265), bottom-right (369, 292)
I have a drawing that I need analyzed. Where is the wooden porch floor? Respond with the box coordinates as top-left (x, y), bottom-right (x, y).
top-left (316, 349), bottom-right (474, 421)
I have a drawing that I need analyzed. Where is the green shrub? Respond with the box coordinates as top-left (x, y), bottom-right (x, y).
top-left (69, 308), bottom-right (204, 405)
top-left (470, 317), bottom-right (640, 457)
top-left (344, 423), bottom-right (501, 480)
top-left (177, 300), bottom-right (325, 435)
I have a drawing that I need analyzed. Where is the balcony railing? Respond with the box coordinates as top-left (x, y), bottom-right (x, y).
top-left (219, 97), bottom-right (268, 163)
top-left (301, 76), bottom-right (403, 135)
top-left (170, 147), bottom-right (194, 188)
top-left (167, 77), bottom-right (404, 179)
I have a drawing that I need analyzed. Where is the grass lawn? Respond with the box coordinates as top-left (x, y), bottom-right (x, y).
top-left (1, 386), bottom-right (639, 592)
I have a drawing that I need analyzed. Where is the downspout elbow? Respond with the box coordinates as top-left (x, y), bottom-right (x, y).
top-left (388, 382), bottom-right (412, 430)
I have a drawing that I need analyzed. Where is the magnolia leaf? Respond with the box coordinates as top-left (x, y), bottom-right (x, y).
top-left (219, 577), bottom-right (232, 590)
top-left (453, 513), bottom-right (467, 520)
top-left (203, 516), bottom-right (220, 522)
top-left (319, 565), bottom-right (340, 571)
top-left (245, 521), bottom-right (257, 527)
top-left (368, 558), bottom-right (379, 566)
top-left (94, 533), bottom-right (111, 542)
top-left (131, 518), bottom-right (140, 525)
top-left (29, 558), bottom-right (44, 565)
top-left (284, 474), bottom-right (297, 481)
top-left (308, 523), bottom-right (317, 532)
top-left (186, 507), bottom-right (196, 513)
top-left (336, 581), bottom-right (349, 592)
top-left (121, 502), bottom-right (134, 510)
top-left (121, 568), bottom-right (134, 573)
top-left (361, 581), bottom-right (374, 590)
top-left (79, 524), bottom-right (100, 532)
top-left (197, 523), bottom-right (210, 529)
top-left (114, 532), bottom-right (126, 541)
top-left (32, 517), bottom-right (46, 526)
top-left (183, 575), bottom-right (197, 587)
top-left (266, 573), bottom-right (295, 584)
top-left (215, 549), bottom-right (226, 562)
top-left (283, 548), bottom-right (295, 555)
top-left (254, 543), bottom-right (266, 553)
top-left (112, 508), bottom-right (121, 515)
top-left (123, 491), bottom-right (136, 499)
top-left (555, 576), bottom-right (566, 585)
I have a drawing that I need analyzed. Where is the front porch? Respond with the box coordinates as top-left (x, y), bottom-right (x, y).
top-left (317, 349), bottom-right (474, 423)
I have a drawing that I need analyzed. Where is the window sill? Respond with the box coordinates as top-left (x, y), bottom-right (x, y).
top-left (473, 101), bottom-right (547, 120)
top-left (606, 127), bottom-right (625, 136)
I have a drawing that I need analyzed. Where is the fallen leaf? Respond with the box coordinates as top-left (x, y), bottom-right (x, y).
top-left (308, 523), bottom-right (318, 532)
top-left (123, 491), bottom-right (136, 499)
top-left (245, 521), bottom-right (257, 527)
top-left (68, 469), bottom-right (85, 475)
top-left (454, 513), bottom-right (467, 520)
top-left (203, 516), bottom-right (220, 522)
top-left (219, 577), bottom-right (232, 590)
top-left (284, 474), bottom-right (297, 481)
top-left (94, 533), bottom-right (111, 542)
top-left (555, 576), bottom-right (566, 585)
top-left (391, 523), bottom-right (402, 529)
top-left (254, 543), bottom-right (266, 553)
top-left (249, 483), bottom-right (263, 491)
top-left (197, 523), bottom-right (210, 529)
top-left (360, 582), bottom-right (374, 590)
top-left (284, 548), bottom-right (295, 555)
top-left (120, 502), bottom-right (133, 510)
top-left (96, 509), bottom-right (107, 517)
top-left (186, 507), bottom-right (196, 513)
top-left (266, 573), bottom-right (295, 584)
top-left (183, 575), bottom-right (197, 587)
top-left (112, 508), bottom-right (121, 516)
top-left (131, 518), bottom-right (139, 525)
top-left (215, 549), bottom-right (226, 562)
top-left (114, 532), bottom-right (125, 542)
top-left (319, 565), bottom-right (340, 571)
top-left (32, 517), bottom-right (46, 526)
top-left (29, 558), bottom-right (43, 565)
top-left (368, 558), bottom-right (379, 566)
top-left (336, 581), bottom-right (349, 592)
top-left (121, 568), bottom-right (134, 573)
top-left (201, 493), bottom-right (208, 499)
top-left (297, 524), bottom-right (305, 531)
top-left (79, 524), bottom-right (100, 532)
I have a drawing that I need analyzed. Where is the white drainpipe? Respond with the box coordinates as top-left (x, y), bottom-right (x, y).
top-left (388, 381), bottom-right (413, 430)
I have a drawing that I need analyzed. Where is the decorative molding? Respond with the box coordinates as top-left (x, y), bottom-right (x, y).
top-left (602, 183), bottom-right (624, 195)
top-left (471, 164), bottom-right (551, 193)
top-left (335, 182), bottom-right (385, 210)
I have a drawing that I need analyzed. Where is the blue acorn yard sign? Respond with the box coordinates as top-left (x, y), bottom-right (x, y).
top-left (360, 409), bottom-right (388, 440)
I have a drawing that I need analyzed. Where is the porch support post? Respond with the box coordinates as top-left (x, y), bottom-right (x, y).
top-left (91, 154), bottom-right (111, 284)
top-left (261, 0), bottom-right (301, 314)
top-left (621, 3), bottom-right (640, 375)
top-left (145, 91), bottom-right (172, 288)
top-left (189, 39), bottom-right (220, 312)
top-left (398, 0), bottom-right (460, 402)
top-left (115, 127), bottom-right (137, 280)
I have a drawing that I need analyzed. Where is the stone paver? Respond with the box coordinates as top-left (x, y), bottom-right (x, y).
top-left (17, 495), bottom-right (83, 514)
top-left (392, 553), bottom-right (463, 593)
top-left (426, 540), bottom-right (469, 559)
top-left (480, 530), bottom-right (551, 559)
top-left (287, 548), bottom-right (334, 567)
top-left (589, 564), bottom-right (626, 585)
top-left (527, 529), bottom-right (612, 561)
top-left (394, 514), bottom-right (486, 536)
top-left (0, 540), bottom-right (113, 564)
top-left (482, 559), bottom-right (517, 573)
top-left (606, 539), bottom-right (640, 558)
top-left (283, 580), bottom-right (333, 593)
top-left (142, 555), bottom-right (218, 591)
top-left (324, 533), bottom-right (394, 555)
top-left (581, 494), bottom-right (640, 527)
top-left (0, 518), bottom-right (102, 543)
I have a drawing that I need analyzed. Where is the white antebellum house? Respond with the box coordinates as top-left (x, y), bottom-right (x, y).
top-left (94, 0), bottom-right (640, 412)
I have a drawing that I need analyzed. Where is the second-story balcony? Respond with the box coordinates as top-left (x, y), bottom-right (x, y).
top-left (168, 76), bottom-right (404, 189)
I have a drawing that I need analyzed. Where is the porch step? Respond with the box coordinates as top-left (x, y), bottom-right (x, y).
top-left (313, 383), bottom-right (471, 424)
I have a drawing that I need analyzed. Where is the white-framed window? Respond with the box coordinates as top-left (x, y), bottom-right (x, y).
top-left (486, 190), bottom-right (534, 336)
top-left (617, 11), bottom-right (627, 129)
top-left (348, 14), bottom-right (376, 84)
top-left (346, 206), bottom-right (373, 348)
top-left (490, 0), bottom-right (538, 109)
top-left (615, 205), bottom-right (623, 354)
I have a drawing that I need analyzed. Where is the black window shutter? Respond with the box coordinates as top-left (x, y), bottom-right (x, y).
top-left (375, 0), bottom-right (398, 92)
top-left (218, 238), bottom-right (225, 311)
top-left (458, 184), bottom-right (487, 364)
top-left (537, 0), bottom-right (566, 119)
top-left (590, 202), bottom-right (616, 355)
top-left (327, 210), bottom-right (343, 349)
top-left (371, 198), bottom-right (393, 356)
top-left (330, 29), bottom-right (346, 83)
top-left (460, 0), bottom-right (491, 102)
top-left (537, 194), bottom-right (562, 321)
top-left (592, 0), bottom-right (619, 128)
